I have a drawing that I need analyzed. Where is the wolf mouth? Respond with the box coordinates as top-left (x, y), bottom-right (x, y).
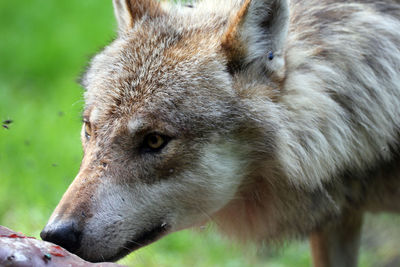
top-left (104, 222), bottom-right (170, 262)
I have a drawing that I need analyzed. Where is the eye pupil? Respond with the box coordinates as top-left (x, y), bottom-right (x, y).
top-left (144, 133), bottom-right (169, 152)
top-left (147, 134), bottom-right (163, 149)
top-left (149, 135), bottom-right (159, 145)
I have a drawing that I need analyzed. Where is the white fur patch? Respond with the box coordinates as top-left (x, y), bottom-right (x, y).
top-left (89, 108), bottom-right (100, 124)
top-left (127, 118), bottom-right (144, 134)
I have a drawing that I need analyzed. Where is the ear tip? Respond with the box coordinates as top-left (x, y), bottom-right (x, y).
top-left (113, 0), bottom-right (163, 32)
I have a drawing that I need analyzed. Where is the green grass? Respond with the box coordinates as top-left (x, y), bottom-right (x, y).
top-left (0, 0), bottom-right (115, 234)
top-left (0, 1), bottom-right (398, 266)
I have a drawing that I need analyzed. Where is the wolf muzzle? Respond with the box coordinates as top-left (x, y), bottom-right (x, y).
top-left (41, 220), bottom-right (82, 254)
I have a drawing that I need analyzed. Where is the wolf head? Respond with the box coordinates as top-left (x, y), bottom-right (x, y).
top-left (41, 0), bottom-right (289, 262)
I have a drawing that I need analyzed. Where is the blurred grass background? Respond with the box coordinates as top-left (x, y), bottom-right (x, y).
top-left (0, 1), bottom-right (399, 266)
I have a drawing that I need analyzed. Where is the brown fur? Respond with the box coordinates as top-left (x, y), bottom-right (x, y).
top-left (41, 0), bottom-right (400, 266)
top-left (221, 0), bottom-right (251, 74)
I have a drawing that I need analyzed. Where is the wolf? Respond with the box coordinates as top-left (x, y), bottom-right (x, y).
top-left (40, 0), bottom-right (400, 266)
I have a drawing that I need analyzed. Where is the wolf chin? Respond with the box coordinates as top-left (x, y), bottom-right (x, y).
top-left (41, 0), bottom-right (400, 266)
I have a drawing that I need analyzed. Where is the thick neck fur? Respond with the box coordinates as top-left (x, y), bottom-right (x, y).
top-left (212, 0), bottom-right (400, 242)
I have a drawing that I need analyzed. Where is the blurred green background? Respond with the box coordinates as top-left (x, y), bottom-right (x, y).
top-left (0, 1), bottom-right (399, 266)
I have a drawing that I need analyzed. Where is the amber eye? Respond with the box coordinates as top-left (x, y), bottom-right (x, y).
top-left (143, 133), bottom-right (169, 152)
top-left (84, 122), bottom-right (91, 140)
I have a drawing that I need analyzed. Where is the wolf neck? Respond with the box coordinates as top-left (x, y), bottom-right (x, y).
top-left (266, 63), bottom-right (396, 190)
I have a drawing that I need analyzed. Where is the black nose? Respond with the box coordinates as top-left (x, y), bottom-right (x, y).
top-left (40, 222), bottom-right (82, 253)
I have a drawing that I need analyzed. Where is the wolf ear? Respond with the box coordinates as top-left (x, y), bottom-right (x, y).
top-left (222, 0), bottom-right (289, 75)
top-left (113, 0), bottom-right (162, 32)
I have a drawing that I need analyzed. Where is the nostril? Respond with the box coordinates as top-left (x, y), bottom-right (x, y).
top-left (41, 222), bottom-right (82, 254)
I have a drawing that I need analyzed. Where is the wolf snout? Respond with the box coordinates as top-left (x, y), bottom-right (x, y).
top-left (41, 221), bottom-right (82, 254)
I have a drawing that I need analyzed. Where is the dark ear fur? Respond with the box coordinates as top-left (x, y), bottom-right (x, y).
top-left (113, 0), bottom-right (162, 32)
top-left (222, 0), bottom-right (289, 75)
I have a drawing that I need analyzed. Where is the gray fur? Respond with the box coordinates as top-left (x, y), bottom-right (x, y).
top-left (42, 0), bottom-right (400, 265)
